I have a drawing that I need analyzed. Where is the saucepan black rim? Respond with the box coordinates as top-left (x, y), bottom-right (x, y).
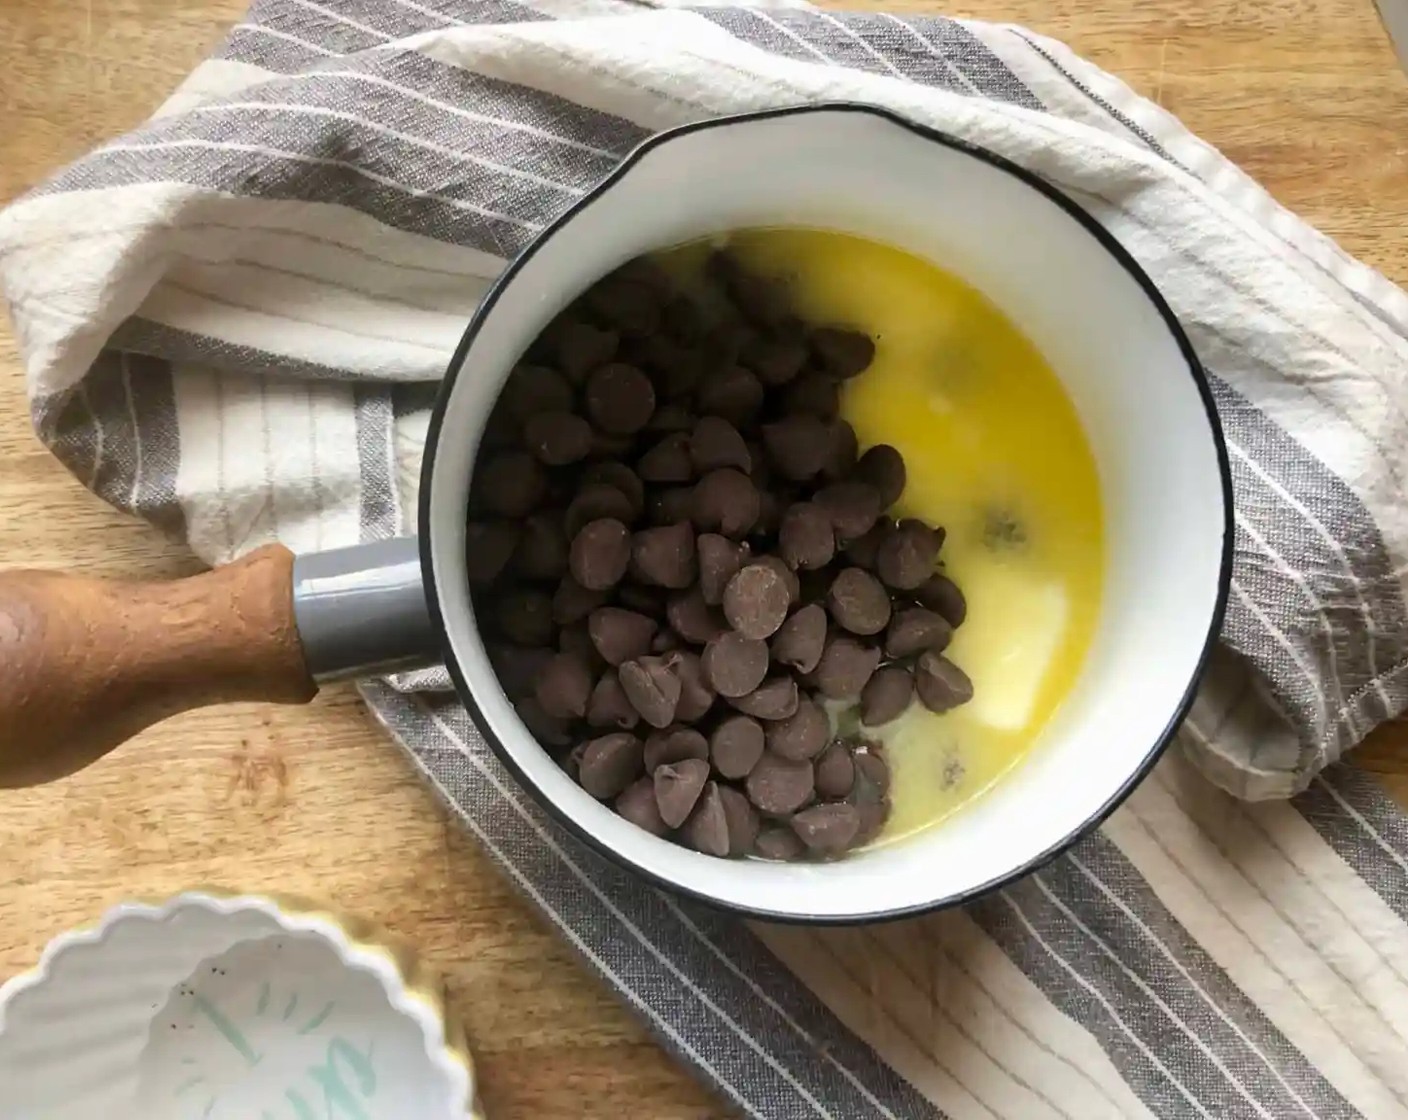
top-left (417, 102), bottom-right (1235, 926)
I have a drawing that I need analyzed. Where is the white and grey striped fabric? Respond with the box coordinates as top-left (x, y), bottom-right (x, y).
top-left (5, 2), bottom-right (1408, 1115)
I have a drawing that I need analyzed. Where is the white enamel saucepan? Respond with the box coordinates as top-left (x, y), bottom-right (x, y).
top-left (0, 105), bottom-right (1233, 923)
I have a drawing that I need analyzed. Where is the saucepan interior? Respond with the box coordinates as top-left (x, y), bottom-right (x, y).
top-left (420, 104), bottom-right (1232, 923)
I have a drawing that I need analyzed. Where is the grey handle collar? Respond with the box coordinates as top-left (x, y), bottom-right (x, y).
top-left (292, 537), bottom-right (440, 682)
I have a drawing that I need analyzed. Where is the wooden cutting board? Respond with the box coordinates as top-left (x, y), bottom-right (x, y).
top-left (0, 1), bottom-right (1405, 1116)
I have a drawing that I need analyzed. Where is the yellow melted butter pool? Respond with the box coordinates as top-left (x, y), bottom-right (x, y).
top-left (719, 229), bottom-right (1104, 844)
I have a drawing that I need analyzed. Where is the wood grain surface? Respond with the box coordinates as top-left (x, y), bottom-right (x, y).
top-left (1, 2), bottom-right (1407, 1117)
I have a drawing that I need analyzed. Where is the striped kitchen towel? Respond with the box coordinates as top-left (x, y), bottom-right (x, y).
top-left (5, 1), bottom-right (1408, 1115)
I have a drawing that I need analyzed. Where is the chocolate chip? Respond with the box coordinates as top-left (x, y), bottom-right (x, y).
top-left (655, 758), bottom-right (710, 828)
top-left (722, 562), bottom-right (791, 640)
top-left (616, 584), bottom-right (667, 616)
top-left (916, 573), bottom-right (967, 628)
top-left (615, 778), bottom-right (667, 836)
top-left (501, 364), bottom-right (574, 424)
top-left (515, 512), bottom-right (568, 581)
top-left (649, 486), bottom-right (696, 527)
top-left (534, 652), bottom-right (593, 720)
top-left (771, 603), bottom-right (827, 674)
top-left (646, 403), bottom-right (696, 434)
top-left (697, 533), bottom-right (749, 605)
top-left (855, 444), bottom-right (906, 508)
top-left (681, 781), bottom-right (730, 856)
top-left (710, 714), bottom-right (765, 779)
top-left (659, 347), bottom-right (707, 400)
top-left (497, 589), bottom-right (555, 647)
top-left (703, 313), bottom-right (755, 362)
top-left (762, 415), bottom-right (831, 481)
top-left (861, 666), bottom-right (914, 726)
top-left (781, 373), bottom-right (840, 419)
top-left (516, 696), bottom-right (573, 748)
top-left (552, 576), bottom-right (609, 626)
top-left (643, 726), bottom-right (710, 772)
top-left (701, 248), bottom-right (746, 291)
top-left (813, 482), bottom-right (881, 543)
top-left (477, 451), bottom-right (546, 518)
top-left (666, 587), bottom-right (725, 645)
top-left (821, 419), bottom-right (859, 482)
top-left (638, 433), bottom-right (694, 483)
top-left (664, 650), bottom-right (715, 722)
top-left (586, 276), bottom-right (660, 337)
top-left (778, 502), bottom-right (835, 570)
top-left (611, 255), bottom-right (672, 290)
top-left (582, 462), bottom-right (644, 518)
top-left (876, 520), bottom-right (942, 591)
top-left (557, 622), bottom-right (605, 675)
top-left (490, 643), bottom-right (552, 699)
top-left (827, 567), bottom-right (892, 636)
top-left (754, 827), bottom-right (806, 861)
top-left (586, 363), bottom-right (656, 435)
top-left (746, 440), bottom-right (773, 487)
top-left (664, 295), bottom-right (705, 345)
top-left (905, 517), bottom-right (946, 550)
top-left (482, 400), bottom-right (517, 451)
top-left (690, 416), bottom-right (752, 473)
top-left (810, 327), bottom-right (875, 379)
top-left (702, 631), bottom-right (770, 697)
top-left (790, 803), bottom-right (861, 853)
top-left (588, 607), bottom-right (657, 665)
top-left (563, 741), bottom-right (588, 780)
top-left (569, 518), bottom-right (631, 590)
top-left (846, 812), bottom-right (882, 854)
top-left (765, 697), bottom-right (829, 760)
top-left (711, 261), bottom-right (760, 312)
top-left (812, 635), bottom-right (881, 699)
top-left (741, 334), bottom-right (807, 386)
top-left (814, 741), bottom-right (856, 799)
top-left (914, 652), bottom-right (974, 714)
top-left (587, 671), bottom-right (640, 730)
top-left (578, 733), bottom-right (644, 799)
top-left (591, 430), bottom-right (637, 460)
top-left (523, 411), bottom-right (592, 466)
top-left (753, 489), bottom-right (782, 538)
top-left (736, 279), bottom-right (794, 331)
top-left (752, 555), bottom-right (801, 608)
top-left (555, 320), bottom-right (619, 383)
top-left (718, 785), bottom-right (760, 855)
top-left (842, 522), bottom-right (887, 569)
top-left (730, 676), bottom-right (800, 721)
top-left (565, 484), bottom-right (636, 539)
top-left (691, 469), bottom-right (760, 539)
top-left (852, 749), bottom-right (891, 800)
top-left (531, 314), bottom-right (574, 358)
top-left (466, 522), bottom-right (518, 587)
top-left (631, 331), bottom-right (684, 381)
top-left (619, 656), bottom-right (681, 728)
top-left (885, 608), bottom-right (953, 658)
top-left (746, 753), bottom-right (815, 816)
top-left (696, 364), bottom-right (764, 426)
top-left (631, 522), bottom-right (697, 588)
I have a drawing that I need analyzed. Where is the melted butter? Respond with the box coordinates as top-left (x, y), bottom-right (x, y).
top-left (663, 229), bottom-right (1104, 844)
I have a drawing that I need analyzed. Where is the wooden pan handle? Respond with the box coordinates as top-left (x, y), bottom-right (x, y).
top-left (0, 544), bottom-right (316, 788)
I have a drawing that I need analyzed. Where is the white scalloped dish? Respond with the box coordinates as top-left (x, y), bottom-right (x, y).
top-left (0, 891), bottom-right (479, 1119)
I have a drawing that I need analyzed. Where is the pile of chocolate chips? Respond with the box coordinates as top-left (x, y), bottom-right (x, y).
top-left (467, 249), bottom-right (971, 861)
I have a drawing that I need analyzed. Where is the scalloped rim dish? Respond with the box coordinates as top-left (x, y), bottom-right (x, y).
top-left (0, 889), bottom-right (481, 1119)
